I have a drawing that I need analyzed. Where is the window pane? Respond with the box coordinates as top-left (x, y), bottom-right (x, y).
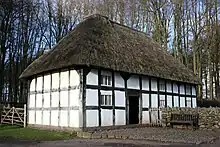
top-left (108, 95), bottom-right (111, 105)
top-left (107, 76), bottom-right (111, 85)
top-left (101, 95), bottom-right (105, 105)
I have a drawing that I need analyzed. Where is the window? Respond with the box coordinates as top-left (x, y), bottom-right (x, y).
top-left (159, 99), bottom-right (165, 108)
top-left (101, 95), bottom-right (112, 106)
top-left (186, 98), bottom-right (191, 107)
top-left (101, 75), bottom-right (112, 86)
top-left (186, 85), bottom-right (191, 95)
top-left (159, 81), bottom-right (165, 91)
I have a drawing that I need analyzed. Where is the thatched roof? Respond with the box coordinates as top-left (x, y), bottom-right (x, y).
top-left (20, 14), bottom-right (200, 84)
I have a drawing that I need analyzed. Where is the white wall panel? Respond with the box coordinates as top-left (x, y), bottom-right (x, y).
top-left (86, 89), bottom-right (98, 106)
top-left (142, 94), bottom-right (149, 107)
top-left (51, 110), bottom-right (58, 126)
top-left (70, 70), bottom-right (80, 86)
top-left (44, 74), bottom-right (51, 90)
top-left (52, 73), bottom-right (59, 89)
top-left (115, 91), bottom-right (125, 107)
top-left (180, 85), bottom-right (185, 94)
top-left (70, 89), bottom-right (79, 106)
top-left (192, 86), bottom-right (196, 95)
top-left (192, 98), bottom-right (197, 108)
top-left (69, 110), bottom-right (79, 127)
top-left (43, 93), bottom-right (50, 108)
top-left (35, 110), bottom-right (42, 125)
top-left (60, 110), bottom-right (68, 127)
top-left (42, 110), bottom-right (50, 125)
top-left (142, 111), bottom-right (150, 124)
top-left (86, 110), bottom-right (98, 127)
top-left (174, 96), bottom-right (179, 107)
top-left (127, 75), bottom-right (139, 89)
top-left (151, 94), bottom-right (158, 107)
top-left (167, 95), bottom-right (172, 107)
top-left (115, 73), bottom-right (124, 88)
top-left (100, 90), bottom-right (112, 95)
top-left (30, 79), bottom-right (36, 92)
top-left (166, 81), bottom-right (172, 93)
top-left (115, 110), bottom-right (125, 125)
top-left (51, 92), bottom-right (59, 107)
top-left (142, 77), bottom-right (149, 90)
top-left (36, 94), bottom-right (42, 108)
top-left (180, 97), bottom-right (185, 107)
top-left (87, 69), bottom-right (98, 85)
top-left (60, 71), bottom-right (69, 88)
top-left (29, 94), bottom-right (35, 108)
top-left (28, 110), bottom-right (35, 124)
top-left (101, 109), bottom-right (113, 126)
top-left (151, 78), bottom-right (157, 91)
top-left (173, 83), bottom-right (178, 93)
top-left (60, 91), bottom-right (68, 107)
top-left (36, 76), bottom-right (43, 91)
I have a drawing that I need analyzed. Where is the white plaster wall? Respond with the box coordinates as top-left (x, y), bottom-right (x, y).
top-left (51, 92), bottom-right (59, 107)
top-left (69, 110), bottom-right (79, 127)
top-left (192, 98), bottom-right (197, 108)
top-left (151, 78), bottom-right (157, 91)
top-left (174, 96), bottom-right (179, 107)
top-left (28, 110), bottom-right (35, 124)
top-left (36, 94), bottom-right (42, 108)
top-left (173, 83), bottom-right (178, 93)
top-left (86, 110), bottom-right (98, 127)
top-left (180, 97), bottom-right (185, 107)
top-left (167, 95), bottom-right (172, 107)
top-left (36, 76), bottom-right (43, 91)
top-left (115, 73), bottom-right (124, 88)
top-left (142, 94), bottom-right (149, 108)
top-left (60, 110), bottom-right (68, 126)
top-left (35, 110), bottom-right (42, 125)
top-left (44, 74), bottom-right (51, 90)
top-left (42, 110), bottom-right (50, 125)
top-left (166, 81), bottom-right (172, 93)
top-left (29, 94), bottom-right (35, 108)
top-left (142, 111), bottom-right (150, 124)
top-left (115, 91), bottom-right (125, 107)
top-left (86, 69), bottom-right (98, 85)
top-left (86, 89), bottom-right (98, 106)
top-left (60, 70), bottom-right (69, 88)
top-left (60, 91), bottom-right (68, 107)
top-left (70, 89), bottom-right (80, 106)
top-left (180, 84), bottom-right (185, 94)
top-left (101, 90), bottom-right (112, 95)
top-left (115, 110), bottom-right (125, 125)
top-left (142, 77), bottom-right (149, 91)
top-left (30, 79), bottom-right (36, 92)
top-left (52, 73), bottom-right (59, 89)
top-left (43, 93), bottom-right (50, 108)
top-left (101, 109), bottom-right (113, 126)
top-left (70, 70), bottom-right (80, 87)
top-left (51, 110), bottom-right (59, 126)
top-left (151, 94), bottom-right (158, 107)
top-left (127, 75), bottom-right (139, 89)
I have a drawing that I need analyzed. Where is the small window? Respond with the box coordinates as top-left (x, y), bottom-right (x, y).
top-left (101, 95), bottom-right (112, 106)
top-left (186, 99), bottom-right (191, 107)
top-left (186, 85), bottom-right (191, 95)
top-left (159, 99), bottom-right (165, 108)
top-left (159, 81), bottom-right (165, 91)
top-left (101, 75), bottom-right (112, 86)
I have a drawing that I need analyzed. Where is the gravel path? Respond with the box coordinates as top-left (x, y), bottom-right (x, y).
top-left (92, 127), bottom-right (220, 144)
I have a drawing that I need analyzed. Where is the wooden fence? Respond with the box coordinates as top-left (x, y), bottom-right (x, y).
top-left (1, 104), bottom-right (27, 127)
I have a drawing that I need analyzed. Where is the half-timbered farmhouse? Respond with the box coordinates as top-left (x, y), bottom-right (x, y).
top-left (20, 14), bottom-right (200, 130)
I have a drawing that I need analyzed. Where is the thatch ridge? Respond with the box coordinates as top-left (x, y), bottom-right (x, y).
top-left (20, 14), bottom-right (200, 84)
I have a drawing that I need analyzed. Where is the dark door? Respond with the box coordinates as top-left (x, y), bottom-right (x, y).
top-left (128, 96), bottom-right (139, 124)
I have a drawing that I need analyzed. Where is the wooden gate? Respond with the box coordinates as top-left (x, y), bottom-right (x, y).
top-left (149, 107), bottom-right (162, 125)
top-left (1, 104), bottom-right (27, 127)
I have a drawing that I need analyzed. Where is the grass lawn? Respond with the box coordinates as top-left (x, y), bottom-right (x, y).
top-left (0, 124), bottom-right (77, 141)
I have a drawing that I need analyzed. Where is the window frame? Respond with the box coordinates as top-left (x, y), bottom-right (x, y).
top-left (101, 74), bottom-right (112, 86)
top-left (159, 80), bottom-right (166, 91)
top-left (101, 94), bottom-right (112, 106)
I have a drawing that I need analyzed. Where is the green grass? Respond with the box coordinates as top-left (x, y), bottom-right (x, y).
top-left (0, 125), bottom-right (77, 141)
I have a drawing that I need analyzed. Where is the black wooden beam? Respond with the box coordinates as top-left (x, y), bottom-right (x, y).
top-left (98, 69), bottom-right (101, 126)
top-left (112, 71), bottom-right (115, 126)
top-left (149, 77), bottom-right (152, 123)
top-left (139, 76), bottom-right (143, 124)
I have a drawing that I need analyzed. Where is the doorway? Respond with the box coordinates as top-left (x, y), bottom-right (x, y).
top-left (128, 95), bottom-right (139, 124)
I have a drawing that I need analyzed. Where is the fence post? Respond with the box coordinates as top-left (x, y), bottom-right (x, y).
top-left (24, 104), bottom-right (27, 128)
top-left (12, 107), bottom-right (15, 125)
